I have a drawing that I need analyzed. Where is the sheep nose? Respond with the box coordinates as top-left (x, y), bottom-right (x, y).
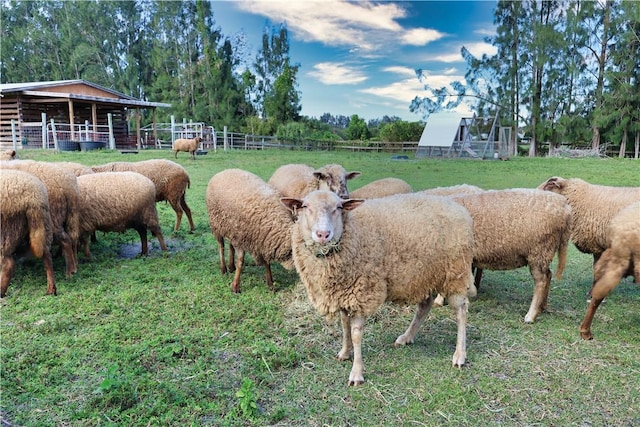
top-left (315, 229), bottom-right (332, 243)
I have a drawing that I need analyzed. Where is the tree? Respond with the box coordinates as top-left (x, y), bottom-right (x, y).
top-left (252, 24), bottom-right (301, 124)
top-left (346, 115), bottom-right (370, 140)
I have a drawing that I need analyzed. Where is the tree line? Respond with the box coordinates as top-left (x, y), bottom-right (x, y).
top-left (2, 1), bottom-right (638, 155)
top-left (412, 0), bottom-right (640, 157)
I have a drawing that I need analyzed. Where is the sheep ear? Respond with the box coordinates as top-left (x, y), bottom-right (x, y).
top-left (346, 171), bottom-right (361, 181)
top-left (281, 197), bottom-right (304, 213)
top-left (543, 177), bottom-right (563, 191)
top-left (341, 199), bottom-right (365, 211)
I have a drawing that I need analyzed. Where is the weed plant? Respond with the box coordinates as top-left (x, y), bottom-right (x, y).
top-left (1, 149), bottom-right (638, 426)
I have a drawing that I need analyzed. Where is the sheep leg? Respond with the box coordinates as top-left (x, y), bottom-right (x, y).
top-left (348, 315), bottom-right (366, 386)
top-left (135, 225), bottom-right (149, 255)
top-left (448, 293), bottom-right (468, 367)
top-left (579, 297), bottom-right (603, 340)
top-left (228, 244), bottom-right (236, 272)
top-left (337, 309), bottom-right (353, 361)
top-left (231, 249), bottom-right (245, 293)
top-left (180, 195), bottom-right (195, 232)
top-left (169, 201), bottom-right (183, 232)
top-left (149, 225), bottom-right (168, 251)
top-left (395, 296), bottom-right (434, 346)
top-left (42, 248), bottom-right (57, 296)
top-left (264, 262), bottom-right (276, 292)
top-left (215, 235), bottom-right (228, 273)
top-left (524, 266), bottom-right (551, 323)
top-left (432, 294), bottom-right (445, 307)
top-left (0, 256), bottom-right (16, 298)
top-left (474, 267), bottom-right (483, 290)
top-left (580, 252), bottom-right (629, 340)
top-left (58, 232), bottom-right (77, 277)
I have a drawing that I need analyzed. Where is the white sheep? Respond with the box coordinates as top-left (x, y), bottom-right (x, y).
top-left (55, 161), bottom-right (95, 177)
top-left (446, 189), bottom-right (572, 323)
top-left (417, 184), bottom-right (484, 197)
top-left (349, 177), bottom-right (413, 199)
top-left (579, 201), bottom-right (640, 340)
top-left (1, 160), bottom-right (80, 278)
top-left (91, 159), bottom-right (195, 233)
top-left (173, 136), bottom-right (202, 160)
top-left (76, 172), bottom-right (168, 257)
top-left (1, 169), bottom-right (56, 297)
top-left (0, 149), bottom-right (16, 160)
top-left (281, 190), bottom-right (475, 386)
top-left (538, 176), bottom-right (640, 264)
top-left (268, 163), bottom-right (361, 199)
top-left (206, 168), bottom-right (295, 293)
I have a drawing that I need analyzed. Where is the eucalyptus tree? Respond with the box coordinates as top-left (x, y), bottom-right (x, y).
top-left (252, 24), bottom-right (301, 124)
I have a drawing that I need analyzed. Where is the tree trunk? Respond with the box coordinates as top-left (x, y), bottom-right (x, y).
top-left (591, 0), bottom-right (612, 151)
top-left (618, 129), bottom-right (627, 158)
top-left (635, 131), bottom-right (639, 159)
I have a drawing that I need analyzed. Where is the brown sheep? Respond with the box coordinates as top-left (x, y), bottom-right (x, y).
top-left (268, 163), bottom-right (361, 199)
top-left (579, 202), bottom-right (640, 340)
top-left (538, 176), bottom-right (640, 264)
top-left (282, 191), bottom-right (475, 385)
top-left (349, 177), bottom-right (413, 199)
top-left (1, 160), bottom-right (80, 277)
top-left (1, 169), bottom-right (56, 297)
top-left (173, 136), bottom-right (202, 160)
top-left (206, 168), bottom-right (295, 293)
top-left (55, 161), bottom-right (95, 177)
top-left (91, 160), bottom-right (195, 232)
top-left (77, 172), bottom-right (168, 257)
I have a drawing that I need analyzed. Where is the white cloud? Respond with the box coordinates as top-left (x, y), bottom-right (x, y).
top-left (401, 28), bottom-right (445, 46)
top-left (464, 42), bottom-right (497, 58)
top-left (308, 62), bottom-right (368, 85)
top-left (381, 66), bottom-right (417, 78)
top-left (236, 0), bottom-right (443, 52)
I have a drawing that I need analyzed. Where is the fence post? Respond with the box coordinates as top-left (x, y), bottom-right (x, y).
top-left (213, 129), bottom-right (217, 152)
top-left (223, 126), bottom-right (228, 151)
top-left (107, 113), bottom-right (115, 149)
top-left (85, 120), bottom-right (90, 141)
top-left (11, 119), bottom-right (18, 150)
top-left (50, 119), bottom-right (58, 150)
top-left (171, 115), bottom-right (176, 147)
top-left (41, 113), bottom-right (47, 149)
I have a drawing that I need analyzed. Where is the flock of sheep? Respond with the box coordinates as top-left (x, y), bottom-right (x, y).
top-left (1, 149), bottom-right (638, 386)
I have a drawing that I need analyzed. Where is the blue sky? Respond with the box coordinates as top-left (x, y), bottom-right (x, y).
top-left (211, 1), bottom-right (498, 122)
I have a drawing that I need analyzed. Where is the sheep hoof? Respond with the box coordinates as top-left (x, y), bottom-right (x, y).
top-left (394, 334), bottom-right (413, 346)
top-left (348, 379), bottom-right (364, 386)
top-left (580, 330), bottom-right (593, 340)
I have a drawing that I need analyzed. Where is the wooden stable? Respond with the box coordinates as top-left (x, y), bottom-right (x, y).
top-left (0, 80), bottom-right (170, 150)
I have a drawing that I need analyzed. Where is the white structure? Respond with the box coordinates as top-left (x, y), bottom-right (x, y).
top-left (416, 112), bottom-right (509, 159)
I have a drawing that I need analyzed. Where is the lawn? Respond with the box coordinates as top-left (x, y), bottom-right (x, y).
top-left (1, 148), bottom-right (639, 426)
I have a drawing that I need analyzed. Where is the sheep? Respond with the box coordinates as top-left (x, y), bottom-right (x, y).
top-left (579, 201), bottom-right (640, 340)
top-left (76, 172), bottom-right (168, 257)
top-left (173, 136), bottom-right (202, 160)
top-left (349, 177), bottom-right (413, 199)
top-left (268, 163), bottom-right (361, 199)
top-left (1, 160), bottom-right (80, 278)
top-left (1, 169), bottom-right (56, 297)
top-left (55, 161), bottom-right (95, 177)
top-left (538, 177), bottom-right (640, 265)
top-left (206, 168), bottom-right (295, 293)
top-left (417, 183), bottom-right (484, 197)
top-left (0, 149), bottom-right (16, 160)
top-left (281, 190), bottom-right (475, 386)
top-left (91, 159), bottom-right (195, 233)
top-left (441, 189), bottom-right (572, 323)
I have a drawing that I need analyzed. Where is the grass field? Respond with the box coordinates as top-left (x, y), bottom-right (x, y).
top-left (1, 148), bottom-right (639, 426)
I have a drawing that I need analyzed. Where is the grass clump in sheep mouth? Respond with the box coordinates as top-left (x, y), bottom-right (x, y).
top-left (305, 239), bottom-right (342, 258)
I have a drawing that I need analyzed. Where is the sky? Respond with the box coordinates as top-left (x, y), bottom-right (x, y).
top-left (211, 0), bottom-right (498, 122)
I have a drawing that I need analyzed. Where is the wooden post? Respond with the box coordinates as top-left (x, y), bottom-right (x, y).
top-left (107, 113), bottom-right (115, 149)
top-left (50, 119), bottom-right (58, 149)
top-left (85, 120), bottom-right (90, 141)
top-left (171, 115), bottom-right (176, 147)
top-left (68, 99), bottom-right (75, 141)
top-left (92, 103), bottom-right (98, 134)
top-left (224, 126), bottom-right (228, 151)
top-left (136, 108), bottom-right (141, 149)
top-left (10, 119), bottom-right (18, 149)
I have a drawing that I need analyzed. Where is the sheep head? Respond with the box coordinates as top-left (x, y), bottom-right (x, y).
top-left (312, 164), bottom-right (361, 199)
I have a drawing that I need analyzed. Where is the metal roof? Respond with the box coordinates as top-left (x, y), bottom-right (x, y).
top-left (0, 79), bottom-right (170, 108)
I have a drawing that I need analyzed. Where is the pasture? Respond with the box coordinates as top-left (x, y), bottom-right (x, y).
top-left (1, 149), bottom-right (638, 426)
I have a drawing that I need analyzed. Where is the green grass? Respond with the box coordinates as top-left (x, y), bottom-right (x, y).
top-left (1, 149), bottom-right (639, 426)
